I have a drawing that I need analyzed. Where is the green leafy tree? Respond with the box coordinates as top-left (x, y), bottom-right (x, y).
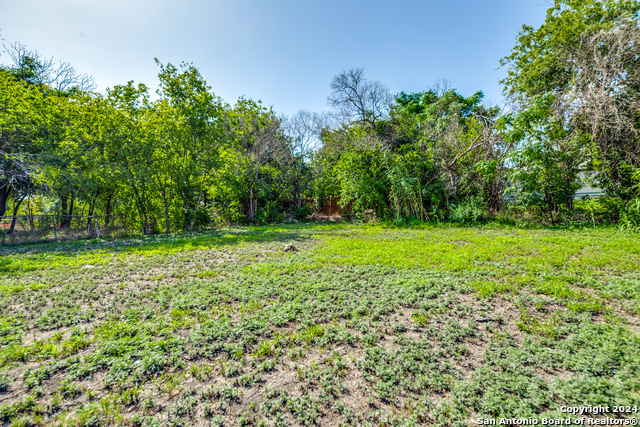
top-left (224, 98), bottom-right (291, 222)
top-left (503, 94), bottom-right (586, 217)
top-left (502, 0), bottom-right (640, 200)
top-left (389, 89), bottom-right (507, 216)
top-left (333, 144), bottom-right (389, 218)
top-left (155, 60), bottom-right (225, 230)
top-left (103, 82), bottom-right (159, 234)
top-left (501, 0), bottom-right (640, 101)
top-left (0, 69), bottom-right (51, 232)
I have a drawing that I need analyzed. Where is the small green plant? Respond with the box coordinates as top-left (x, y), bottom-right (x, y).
top-left (469, 280), bottom-right (514, 298)
top-left (0, 374), bottom-right (10, 392)
top-left (234, 372), bottom-right (263, 387)
top-left (142, 396), bottom-right (154, 414)
top-left (412, 313), bottom-right (429, 327)
top-left (171, 396), bottom-right (196, 418)
top-left (620, 198), bottom-right (640, 232)
top-left (449, 197), bottom-right (485, 224)
top-left (200, 385), bottom-right (241, 404)
top-left (258, 360), bottom-right (276, 372)
top-left (516, 311), bottom-right (560, 339)
top-left (49, 391), bottom-right (62, 411)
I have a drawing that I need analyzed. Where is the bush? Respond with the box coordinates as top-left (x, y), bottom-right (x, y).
top-left (193, 208), bottom-right (212, 229)
top-left (449, 198), bottom-right (485, 224)
top-left (209, 200), bottom-right (245, 225)
top-left (255, 200), bottom-right (284, 224)
top-left (574, 197), bottom-right (624, 225)
top-left (597, 197), bottom-right (625, 223)
top-left (620, 198), bottom-right (640, 231)
top-left (291, 203), bottom-right (311, 221)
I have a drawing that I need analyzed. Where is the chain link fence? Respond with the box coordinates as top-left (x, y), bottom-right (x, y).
top-left (0, 214), bottom-right (127, 244)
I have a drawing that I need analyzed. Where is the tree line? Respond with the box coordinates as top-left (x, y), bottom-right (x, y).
top-left (2, 0), bottom-right (640, 235)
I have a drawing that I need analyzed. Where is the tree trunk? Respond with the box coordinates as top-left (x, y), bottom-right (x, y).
top-left (27, 200), bottom-right (35, 231)
top-left (139, 198), bottom-right (150, 235)
top-left (0, 185), bottom-right (11, 221)
top-left (294, 182), bottom-right (302, 209)
top-left (60, 195), bottom-right (74, 228)
top-left (183, 189), bottom-right (192, 231)
top-left (7, 194), bottom-right (26, 235)
top-left (565, 178), bottom-right (574, 213)
top-left (486, 182), bottom-right (500, 217)
top-left (566, 196), bottom-right (574, 213)
top-left (248, 188), bottom-right (257, 221)
top-left (163, 189), bottom-right (171, 233)
top-left (105, 194), bottom-right (112, 226)
top-left (190, 183), bottom-right (206, 231)
top-left (60, 195), bottom-right (68, 227)
top-left (87, 193), bottom-right (98, 230)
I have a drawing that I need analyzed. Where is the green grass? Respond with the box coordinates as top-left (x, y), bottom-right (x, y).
top-left (0, 223), bottom-right (639, 426)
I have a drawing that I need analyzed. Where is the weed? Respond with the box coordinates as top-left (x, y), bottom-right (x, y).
top-left (0, 374), bottom-right (10, 392)
top-left (516, 311), bottom-right (561, 338)
top-left (1, 224), bottom-right (639, 425)
top-left (170, 396), bottom-right (196, 418)
top-left (412, 313), bottom-right (429, 327)
top-left (200, 385), bottom-right (241, 403)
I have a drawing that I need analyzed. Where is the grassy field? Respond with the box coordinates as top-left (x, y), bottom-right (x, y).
top-left (1, 223), bottom-right (639, 426)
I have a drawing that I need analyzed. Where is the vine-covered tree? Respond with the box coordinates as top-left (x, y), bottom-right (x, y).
top-left (501, 0), bottom-right (640, 200)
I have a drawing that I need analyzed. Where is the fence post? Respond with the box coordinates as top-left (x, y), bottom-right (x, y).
top-left (53, 218), bottom-right (57, 240)
top-left (95, 217), bottom-right (101, 238)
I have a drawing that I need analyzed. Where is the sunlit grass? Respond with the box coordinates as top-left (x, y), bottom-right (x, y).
top-left (316, 225), bottom-right (639, 274)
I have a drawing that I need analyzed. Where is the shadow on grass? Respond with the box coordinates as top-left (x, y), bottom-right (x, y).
top-left (0, 222), bottom-right (345, 273)
top-left (2, 220), bottom-right (631, 275)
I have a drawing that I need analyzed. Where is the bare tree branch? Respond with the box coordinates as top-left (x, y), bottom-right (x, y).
top-left (327, 68), bottom-right (393, 127)
top-left (552, 18), bottom-right (640, 177)
top-left (3, 42), bottom-right (97, 91)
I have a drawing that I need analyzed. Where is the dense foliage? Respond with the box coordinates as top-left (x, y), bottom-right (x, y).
top-left (2, 0), bottom-right (640, 235)
top-left (0, 60), bottom-right (306, 233)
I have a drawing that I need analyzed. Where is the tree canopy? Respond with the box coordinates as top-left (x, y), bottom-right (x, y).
top-left (3, 0), bottom-right (640, 235)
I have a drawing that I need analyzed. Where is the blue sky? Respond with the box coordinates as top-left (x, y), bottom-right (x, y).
top-left (0, 0), bottom-right (548, 116)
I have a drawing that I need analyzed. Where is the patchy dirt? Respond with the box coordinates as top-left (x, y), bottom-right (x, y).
top-left (2, 225), bottom-right (640, 426)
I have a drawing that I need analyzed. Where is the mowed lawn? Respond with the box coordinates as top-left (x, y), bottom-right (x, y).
top-left (1, 224), bottom-right (639, 426)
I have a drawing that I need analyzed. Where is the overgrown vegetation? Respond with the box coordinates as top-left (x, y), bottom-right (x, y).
top-left (2, 3), bottom-right (640, 423)
top-left (0, 223), bottom-right (639, 425)
top-left (3, 0), bottom-right (640, 235)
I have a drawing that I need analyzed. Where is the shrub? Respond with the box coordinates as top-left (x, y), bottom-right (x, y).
top-left (620, 198), bottom-right (640, 231)
top-left (449, 197), bottom-right (485, 224)
top-left (290, 203), bottom-right (311, 221)
top-left (255, 200), bottom-right (284, 224)
top-left (597, 197), bottom-right (625, 223)
top-left (574, 197), bottom-right (626, 225)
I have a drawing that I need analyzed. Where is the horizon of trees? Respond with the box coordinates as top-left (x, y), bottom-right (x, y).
top-left (2, 0), bottom-right (640, 235)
